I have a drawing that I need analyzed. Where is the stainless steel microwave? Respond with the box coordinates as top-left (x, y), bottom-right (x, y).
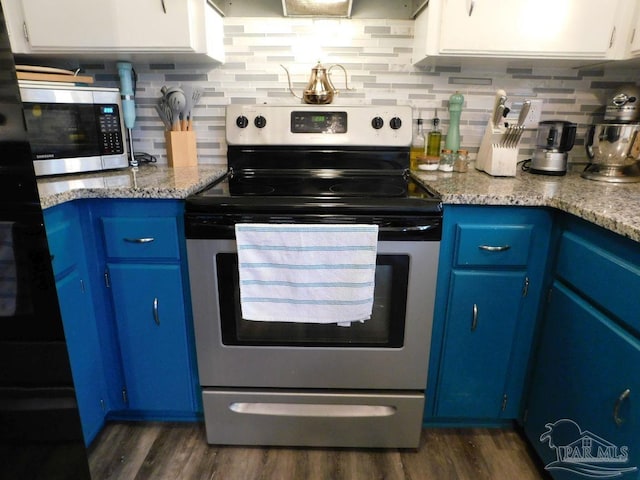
top-left (18, 81), bottom-right (129, 176)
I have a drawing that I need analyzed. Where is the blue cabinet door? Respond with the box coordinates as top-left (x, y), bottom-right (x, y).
top-left (107, 263), bottom-right (195, 415)
top-left (56, 269), bottom-right (107, 446)
top-left (525, 281), bottom-right (640, 479)
top-left (435, 270), bottom-right (526, 418)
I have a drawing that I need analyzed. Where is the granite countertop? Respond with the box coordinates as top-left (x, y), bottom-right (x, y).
top-left (37, 164), bottom-right (227, 209)
top-left (37, 163), bottom-right (640, 243)
top-left (414, 165), bottom-right (640, 243)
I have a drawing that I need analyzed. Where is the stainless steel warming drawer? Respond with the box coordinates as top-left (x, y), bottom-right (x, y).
top-left (201, 389), bottom-right (425, 448)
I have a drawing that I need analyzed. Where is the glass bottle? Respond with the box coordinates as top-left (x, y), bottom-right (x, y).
top-left (426, 109), bottom-right (441, 157)
top-left (410, 117), bottom-right (425, 171)
top-left (454, 149), bottom-right (469, 173)
top-left (439, 149), bottom-right (455, 172)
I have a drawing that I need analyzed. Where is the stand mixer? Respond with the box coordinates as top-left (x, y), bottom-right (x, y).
top-left (582, 84), bottom-right (640, 183)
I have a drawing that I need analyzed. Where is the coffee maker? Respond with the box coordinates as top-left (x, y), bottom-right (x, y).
top-left (582, 84), bottom-right (640, 183)
top-left (530, 120), bottom-right (577, 175)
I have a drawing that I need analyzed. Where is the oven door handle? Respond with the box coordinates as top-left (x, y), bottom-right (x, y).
top-left (380, 225), bottom-right (435, 233)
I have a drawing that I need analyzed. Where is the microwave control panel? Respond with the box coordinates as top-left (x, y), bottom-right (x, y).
top-left (97, 104), bottom-right (124, 154)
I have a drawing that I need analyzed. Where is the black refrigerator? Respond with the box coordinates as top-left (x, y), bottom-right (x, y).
top-left (0, 4), bottom-right (92, 479)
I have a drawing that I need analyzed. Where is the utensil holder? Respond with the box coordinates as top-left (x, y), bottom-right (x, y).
top-left (475, 120), bottom-right (520, 177)
top-left (165, 130), bottom-right (197, 167)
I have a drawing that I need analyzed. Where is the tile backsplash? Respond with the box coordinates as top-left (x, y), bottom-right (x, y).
top-left (84, 17), bottom-right (639, 167)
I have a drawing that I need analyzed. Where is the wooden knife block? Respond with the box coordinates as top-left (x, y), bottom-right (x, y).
top-left (165, 130), bottom-right (197, 167)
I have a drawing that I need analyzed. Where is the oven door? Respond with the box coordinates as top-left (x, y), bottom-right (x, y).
top-left (187, 238), bottom-right (439, 390)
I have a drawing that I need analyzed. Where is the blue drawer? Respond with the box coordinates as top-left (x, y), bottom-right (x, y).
top-left (101, 217), bottom-right (180, 260)
top-left (556, 231), bottom-right (640, 334)
top-left (455, 224), bottom-right (533, 267)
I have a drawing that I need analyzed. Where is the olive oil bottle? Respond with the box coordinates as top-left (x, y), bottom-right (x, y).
top-left (410, 117), bottom-right (425, 171)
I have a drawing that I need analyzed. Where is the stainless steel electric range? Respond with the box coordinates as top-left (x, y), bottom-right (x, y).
top-left (185, 105), bottom-right (442, 448)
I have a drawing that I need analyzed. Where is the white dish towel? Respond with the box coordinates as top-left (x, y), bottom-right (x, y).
top-left (235, 223), bottom-right (378, 324)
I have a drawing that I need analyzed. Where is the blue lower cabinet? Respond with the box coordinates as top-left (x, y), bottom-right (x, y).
top-left (524, 216), bottom-right (640, 479)
top-left (524, 282), bottom-right (640, 480)
top-left (426, 205), bottom-right (552, 424)
top-left (56, 270), bottom-right (108, 445)
top-left (45, 203), bottom-right (108, 446)
top-left (107, 263), bottom-right (196, 416)
top-left (435, 270), bottom-right (526, 418)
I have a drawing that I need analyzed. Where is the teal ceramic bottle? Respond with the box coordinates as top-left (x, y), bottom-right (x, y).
top-left (445, 92), bottom-right (464, 152)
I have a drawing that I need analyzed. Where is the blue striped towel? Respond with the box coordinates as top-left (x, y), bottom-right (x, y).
top-left (235, 224), bottom-right (378, 324)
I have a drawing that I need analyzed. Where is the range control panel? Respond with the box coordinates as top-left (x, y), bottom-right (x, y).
top-left (226, 105), bottom-right (412, 147)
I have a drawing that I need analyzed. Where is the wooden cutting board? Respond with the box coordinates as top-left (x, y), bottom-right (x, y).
top-left (16, 71), bottom-right (94, 84)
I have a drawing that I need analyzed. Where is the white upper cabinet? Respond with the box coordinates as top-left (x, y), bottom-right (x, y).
top-left (413, 0), bottom-right (635, 65)
top-left (2, 0), bottom-right (224, 63)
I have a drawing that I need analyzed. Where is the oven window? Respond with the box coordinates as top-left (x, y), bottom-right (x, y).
top-left (216, 254), bottom-right (408, 347)
top-left (23, 103), bottom-right (101, 159)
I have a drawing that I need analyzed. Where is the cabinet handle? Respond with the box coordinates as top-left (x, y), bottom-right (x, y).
top-left (161, 0), bottom-right (166, 13)
top-left (124, 237), bottom-right (155, 243)
top-left (471, 303), bottom-right (478, 331)
top-left (610, 26), bottom-right (616, 48)
top-left (478, 244), bottom-right (511, 252)
top-left (153, 297), bottom-right (160, 325)
top-left (468, 0), bottom-right (475, 16)
top-left (613, 388), bottom-right (630, 426)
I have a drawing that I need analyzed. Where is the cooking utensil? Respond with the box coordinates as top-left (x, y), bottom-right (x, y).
top-left (181, 85), bottom-right (193, 131)
top-left (167, 90), bottom-right (187, 131)
top-left (155, 102), bottom-right (172, 130)
top-left (188, 88), bottom-right (202, 131)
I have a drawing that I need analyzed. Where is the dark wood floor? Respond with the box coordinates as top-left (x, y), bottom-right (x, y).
top-left (88, 422), bottom-right (550, 480)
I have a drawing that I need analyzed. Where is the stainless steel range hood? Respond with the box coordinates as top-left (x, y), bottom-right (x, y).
top-left (282, 0), bottom-right (352, 17)
top-left (209, 0), bottom-right (421, 19)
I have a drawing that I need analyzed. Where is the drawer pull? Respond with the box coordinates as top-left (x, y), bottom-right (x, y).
top-left (478, 244), bottom-right (511, 252)
top-left (471, 303), bottom-right (478, 331)
top-left (613, 388), bottom-right (630, 426)
top-left (153, 297), bottom-right (160, 326)
top-left (124, 237), bottom-right (155, 244)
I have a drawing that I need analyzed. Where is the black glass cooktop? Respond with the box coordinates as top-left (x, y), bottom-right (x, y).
top-left (197, 170), bottom-right (436, 200)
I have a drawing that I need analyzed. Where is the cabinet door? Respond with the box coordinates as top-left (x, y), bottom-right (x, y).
top-left (438, 0), bottom-right (620, 58)
top-left (435, 270), bottom-right (526, 418)
top-left (108, 263), bottom-right (194, 414)
top-left (628, 6), bottom-right (640, 56)
top-left (525, 282), bottom-right (640, 478)
top-left (20, 0), bottom-right (200, 52)
top-left (57, 270), bottom-right (107, 446)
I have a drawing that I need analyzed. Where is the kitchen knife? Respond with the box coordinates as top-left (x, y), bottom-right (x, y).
top-left (492, 90), bottom-right (507, 126)
top-left (517, 100), bottom-right (531, 127)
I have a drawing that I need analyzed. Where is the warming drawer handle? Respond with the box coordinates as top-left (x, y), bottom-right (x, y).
top-left (613, 388), bottom-right (630, 426)
top-left (124, 237), bottom-right (155, 244)
top-left (153, 297), bottom-right (160, 326)
top-left (478, 244), bottom-right (511, 252)
top-left (229, 402), bottom-right (396, 418)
